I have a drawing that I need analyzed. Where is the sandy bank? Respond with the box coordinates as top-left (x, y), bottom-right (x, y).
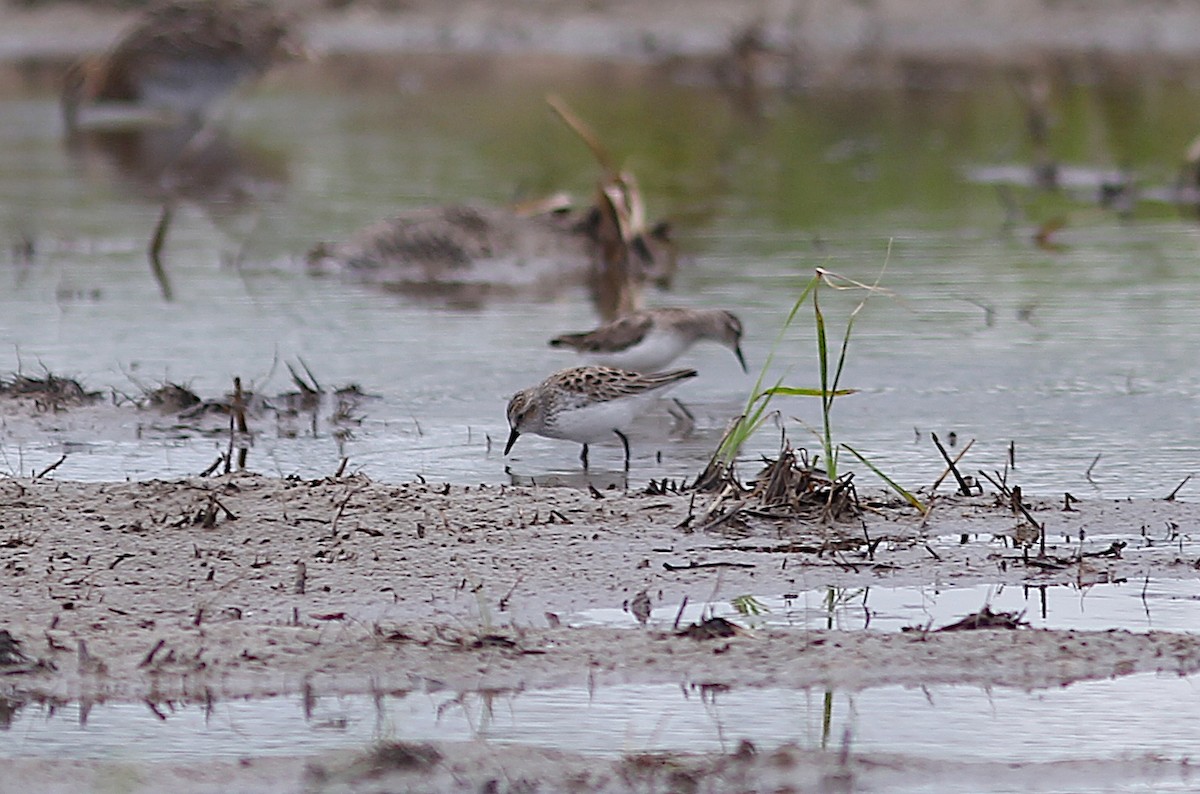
top-left (1, 473), bottom-right (1198, 703)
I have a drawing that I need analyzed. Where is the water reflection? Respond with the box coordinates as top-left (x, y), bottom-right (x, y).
top-left (64, 118), bottom-right (289, 298)
top-left (66, 121), bottom-right (288, 215)
top-left (4, 674), bottom-right (1200, 770)
top-left (567, 578), bottom-right (1200, 633)
top-left (0, 695), bottom-right (22, 730)
top-left (963, 61), bottom-right (1196, 218)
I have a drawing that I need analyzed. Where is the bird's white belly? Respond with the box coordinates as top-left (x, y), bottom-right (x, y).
top-left (590, 331), bottom-right (688, 372)
top-left (543, 396), bottom-right (651, 443)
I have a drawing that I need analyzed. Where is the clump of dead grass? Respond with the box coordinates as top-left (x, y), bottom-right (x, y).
top-left (0, 372), bottom-right (101, 411)
top-left (692, 438), bottom-right (861, 531)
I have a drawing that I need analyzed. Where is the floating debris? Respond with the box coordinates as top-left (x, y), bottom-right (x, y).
top-left (676, 616), bottom-right (750, 640)
top-left (0, 372), bottom-right (101, 410)
top-left (142, 382), bottom-right (202, 413)
top-left (904, 606), bottom-right (1030, 633)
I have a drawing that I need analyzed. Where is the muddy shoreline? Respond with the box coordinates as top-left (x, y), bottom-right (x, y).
top-left (3, 472), bottom-right (1200, 790)
top-left (3, 473), bottom-right (1199, 703)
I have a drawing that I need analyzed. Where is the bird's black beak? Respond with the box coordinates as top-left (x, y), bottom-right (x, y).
top-left (504, 427), bottom-right (520, 455)
top-left (734, 344), bottom-right (748, 374)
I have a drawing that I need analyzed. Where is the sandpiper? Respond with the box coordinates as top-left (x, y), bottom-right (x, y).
top-left (505, 366), bottom-right (697, 469)
top-left (549, 307), bottom-right (747, 373)
top-left (62, 0), bottom-right (303, 132)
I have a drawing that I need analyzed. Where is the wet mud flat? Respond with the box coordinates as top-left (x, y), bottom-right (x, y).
top-left (3, 472), bottom-right (1200, 791)
top-left (6, 737), bottom-right (1198, 794)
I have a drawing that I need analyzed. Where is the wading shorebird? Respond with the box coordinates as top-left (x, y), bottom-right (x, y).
top-left (549, 307), bottom-right (747, 373)
top-left (61, 0), bottom-right (303, 132)
top-left (505, 366), bottom-right (697, 469)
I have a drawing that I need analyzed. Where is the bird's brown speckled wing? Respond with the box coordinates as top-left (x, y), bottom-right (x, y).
top-left (549, 312), bottom-right (655, 353)
top-left (553, 366), bottom-right (697, 402)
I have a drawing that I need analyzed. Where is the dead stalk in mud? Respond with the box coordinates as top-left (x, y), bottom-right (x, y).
top-left (330, 487), bottom-right (361, 536)
top-left (287, 357), bottom-right (322, 396)
top-left (199, 455), bottom-right (223, 477)
top-left (546, 94), bottom-right (616, 176)
top-left (224, 376), bottom-right (250, 474)
top-left (1166, 474), bottom-right (1193, 501)
top-left (978, 468), bottom-right (1011, 496)
top-left (931, 432), bottom-right (972, 495)
top-left (138, 638), bottom-right (166, 668)
top-left (930, 438), bottom-right (975, 492)
top-left (33, 454), bottom-right (67, 479)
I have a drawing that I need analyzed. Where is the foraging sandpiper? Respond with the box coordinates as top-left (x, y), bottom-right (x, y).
top-left (505, 365), bottom-right (697, 469)
top-left (549, 307), bottom-right (747, 373)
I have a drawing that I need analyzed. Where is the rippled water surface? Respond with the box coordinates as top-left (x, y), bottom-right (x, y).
top-left (6, 674), bottom-right (1200, 792)
top-left (568, 577), bottom-right (1200, 632)
top-left (2, 56), bottom-right (1200, 496)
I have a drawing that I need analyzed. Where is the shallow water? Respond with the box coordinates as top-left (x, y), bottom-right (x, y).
top-left (6, 577), bottom-right (1199, 785)
top-left (568, 577), bottom-right (1200, 633)
top-left (4, 674), bottom-right (1200, 792)
top-left (2, 57), bottom-right (1200, 497)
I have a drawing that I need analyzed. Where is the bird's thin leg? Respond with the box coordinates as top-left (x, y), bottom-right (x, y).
top-left (580, 444), bottom-right (590, 470)
top-left (614, 429), bottom-right (631, 470)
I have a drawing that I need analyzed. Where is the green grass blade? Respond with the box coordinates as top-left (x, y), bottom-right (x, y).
top-left (813, 288), bottom-right (837, 480)
top-left (761, 386), bottom-right (857, 398)
top-left (716, 275), bottom-right (821, 465)
top-left (843, 444), bottom-right (928, 515)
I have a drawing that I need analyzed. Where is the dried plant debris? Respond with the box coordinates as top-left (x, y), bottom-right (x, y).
top-left (305, 741), bottom-right (443, 787)
top-left (358, 742), bottom-right (443, 774)
top-left (0, 368), bottom-right (371, 457)
top-left (676, 616), bottom-right (750, 640)
top-left (141, 382), bottom-right (202, 412)
top-left (0, 372), bottom-right (101, 409)
top-left (0, 630), bottom-right (29, 667)
top-left (752, 446), bottom-right (859, 520)
top-left (0, 629), bottom-right (53, 675)
top-left (177, 386), bottom-right (270, 421)
top-left (902, 606), bottom-right (1029, 634)
top-left (139, 375), bottom-right (371, 438)
top-left (694, 442), bottom-right (861, 530)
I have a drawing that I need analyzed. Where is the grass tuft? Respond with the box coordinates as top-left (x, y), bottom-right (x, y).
top-left (697, 246), bottom-right (925, 515)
